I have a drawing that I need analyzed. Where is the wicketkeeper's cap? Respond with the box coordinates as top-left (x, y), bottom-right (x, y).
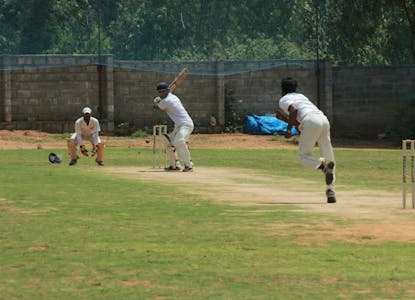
top-left (156, 82), bottom-right (169, 91)
top-left (82, 107), bottom-right (92, 115)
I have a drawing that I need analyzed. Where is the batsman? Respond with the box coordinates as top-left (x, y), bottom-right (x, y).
top-left (153, 81), bottom-right (194, 172)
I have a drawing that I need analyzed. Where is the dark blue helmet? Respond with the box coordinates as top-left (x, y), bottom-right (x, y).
top-left (156, 82), bottom-right (169, 91)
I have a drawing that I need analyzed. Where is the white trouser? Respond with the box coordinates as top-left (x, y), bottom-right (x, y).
top-left (164, 123), bottom-right (194, 167)
top-left (298, 113), bottom-right (335, 190)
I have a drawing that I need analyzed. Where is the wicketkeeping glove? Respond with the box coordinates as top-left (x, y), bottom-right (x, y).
top-left (80, 145), bottom-right (89, 157)
top-left (91, 145), bottom-right (97, 156)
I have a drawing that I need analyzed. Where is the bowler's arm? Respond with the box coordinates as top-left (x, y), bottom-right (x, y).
top-left (285, 104), bottom-right (299, 138)
top-left (276, 109), bottom-right (289, 123)
top-left (276, 108), bottom-right (300, 127)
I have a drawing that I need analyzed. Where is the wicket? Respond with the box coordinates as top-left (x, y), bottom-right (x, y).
top-left (402, 139), bottom-right (415, 208)
top-left (152, 125), bottom-right (168, 169)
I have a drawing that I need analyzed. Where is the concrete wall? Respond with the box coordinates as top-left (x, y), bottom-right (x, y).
top-left (332, 66), bottom-right (415, 138)
top-left (1, 54), bottom-right (414, 138)
top-left (0, 54), bottom-right (114, 132)
top-left (112, 60), bottom-right (320, 133)
top-left (112, 61), bottom-right (219, 133)
top-left (225, 61), bottom-right (318, 119)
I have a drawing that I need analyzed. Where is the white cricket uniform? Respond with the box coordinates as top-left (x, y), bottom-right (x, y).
top-left (71, 116), bottom-right (102, 146)
top-left (279, 92), bottom-right (335, 190)
top-left (157, 93), bottom-right (194, 167)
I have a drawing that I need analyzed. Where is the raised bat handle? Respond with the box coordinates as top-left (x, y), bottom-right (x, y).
top-left (169, 68), bottom-right (189, 92)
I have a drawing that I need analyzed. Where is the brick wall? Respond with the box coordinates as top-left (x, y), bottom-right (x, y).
top-left (333, 66), bottom-right (415, 138)
top-left (112, 60), bottom-right (319, 133)
top-left (225, 61), bottom-right (317, 119)
top-left (112, 61), bottom-right (219, 133)
top-left (1, 54), bottom-right (414, 138)
top-left (0, 55), bottom-right (108, 132)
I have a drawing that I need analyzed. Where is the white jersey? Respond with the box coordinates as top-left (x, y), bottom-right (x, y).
top-left (279, 92), bottom-right (323, 123)
top-left (72, 116), bottom-right (101, 145)
top-left (157, 93), bottom-right (193, 126)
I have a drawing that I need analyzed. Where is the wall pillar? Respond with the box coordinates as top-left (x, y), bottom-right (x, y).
top-left (216, 61), bottom-right (225, 126)
top-left (318, 60), bottom-right (333, 124)
top-left (99, 55), bottom-right (115, 134)
top-left (0, 55), bottom-right (12, 122)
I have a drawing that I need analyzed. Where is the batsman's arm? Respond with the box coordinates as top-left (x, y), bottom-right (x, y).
top-left (153, 96), bottom-right (161, 110)
top-left (152, 68), bottom-right (188, 106)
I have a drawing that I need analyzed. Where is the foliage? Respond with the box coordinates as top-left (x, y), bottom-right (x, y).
top-left (130, 129), bottom-right (148, 138)
top-left (0, 0), bottom-right (414, 65)
top-left (114, 122), bottom-right (130, 136)
top-left (224, 85), bottom-right (243, 133)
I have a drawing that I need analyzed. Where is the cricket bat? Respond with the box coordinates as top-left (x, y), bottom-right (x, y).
top-left (168, 68), bottom-right (189, 92)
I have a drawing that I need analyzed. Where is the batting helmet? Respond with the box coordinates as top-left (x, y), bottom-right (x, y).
top-left (48, 153), bottom-right (62, 164)
top-left (156, 82), bottom-right (169, 91)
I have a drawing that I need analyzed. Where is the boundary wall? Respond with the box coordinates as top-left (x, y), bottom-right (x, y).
top-left (1, 54), bottom-right (414, 138)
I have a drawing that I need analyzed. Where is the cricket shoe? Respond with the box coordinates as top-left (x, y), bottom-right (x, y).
top-left (322, 161), bottom-right (335, 185)
top-left (326, 189), bottom-right (336, 203)
top-left (164, 166), bottom-right (181, 171)
top-left (96, 160), bottom-right (104, 166)
top-left (182, 166), bottom-right (193, 172)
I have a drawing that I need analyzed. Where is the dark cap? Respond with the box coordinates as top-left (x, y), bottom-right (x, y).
top-left (156, 82), bottom-right (169, 91)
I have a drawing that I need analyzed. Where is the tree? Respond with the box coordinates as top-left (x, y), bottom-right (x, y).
top-left (319, 0), bottom-right (414, 65)
top-left (19, 0), bottom-right (59, 54)
top-left (0, 0), bottom-right (414, 65)
top-left (398, 0), bottom-right (415, 62)
top-left (0, 1), bottom-right (28, 53)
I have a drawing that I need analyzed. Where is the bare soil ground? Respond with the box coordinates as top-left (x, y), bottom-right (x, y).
top-left (0, 130), bottom-right (292, 150)
top-left (1, 130), bottom-right (413, 244)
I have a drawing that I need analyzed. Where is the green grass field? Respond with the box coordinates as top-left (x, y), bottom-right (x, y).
top-left (1, 146), bottom-right (414, 299)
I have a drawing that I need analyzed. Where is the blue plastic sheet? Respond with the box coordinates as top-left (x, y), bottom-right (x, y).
top-left (243, 115), bottom-right (300, 136)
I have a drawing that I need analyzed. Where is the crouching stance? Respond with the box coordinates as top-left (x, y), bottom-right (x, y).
top-left (153, 82), bottom-right (194, 172)
top-left (67, 107), bottom-right (105, 166)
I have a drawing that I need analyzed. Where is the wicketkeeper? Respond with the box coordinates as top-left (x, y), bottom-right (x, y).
top-left (66, 107), bottom-right (105, 166)
top-left (153, 82), bottom-right (194, 172)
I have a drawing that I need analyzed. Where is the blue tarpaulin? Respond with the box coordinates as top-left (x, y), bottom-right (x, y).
top-left (243, 115), bottom-right (300, 136)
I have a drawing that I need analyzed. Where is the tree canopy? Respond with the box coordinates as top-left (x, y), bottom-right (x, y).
top-left (0, 0), bottom-right (414, 65)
